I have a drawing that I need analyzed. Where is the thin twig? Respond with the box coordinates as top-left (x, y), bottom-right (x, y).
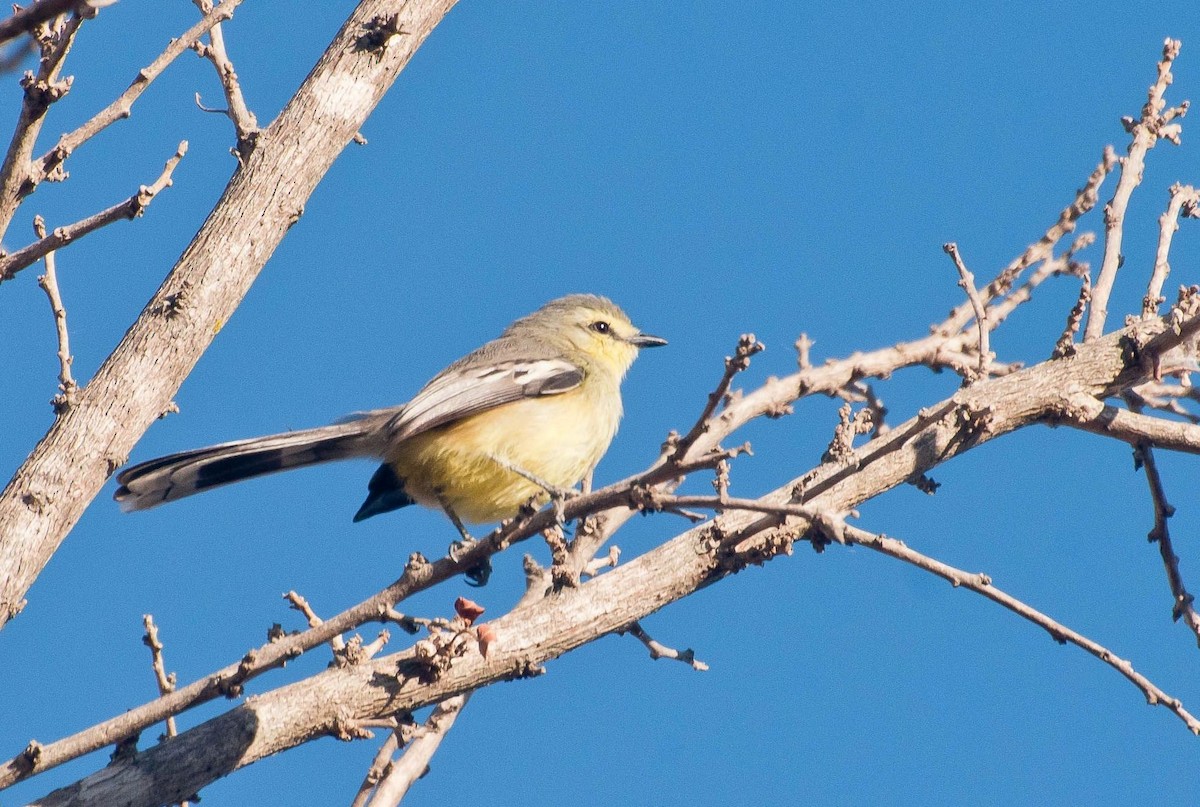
top-left (33, 215), bottom-right (75, 412)
top-left (284, 590), bottom-right (345, 652)
top-left (669, 333), bottom-right (764, 462)
top-left (944, 242), bottom-right (989, 381)
top-left (859, 382), bottom-right (889, 437)
top-left (1086, 39), bottom-right (1189, 340)
top-left (1123, 395), bottom-right (1200, 646)
top-left (794, 332), bottom-right (813, 369)
top-left (140, 615), bottom-right (180, 741)
top-left (837, 518), bottom-right (1200, 734)
top-left (1144, 183), bottom-right (1200, 318)
top-left (542, 523), bottom-right (573, 588)
top-left (0, 141), bottom-right (186, 283)
top-left (1131, 380), bottom-right (1200, 423)
top-left (190, 0), bottom-right (259, 156)
top-left (988, 234), bottom-right (1095, 333)
top-left (625, 622), bottom-right (708, 671)
top-left (1052, 270), bottom-right (1092, 359)
top-left (822, 402), bottom-right (873, 464)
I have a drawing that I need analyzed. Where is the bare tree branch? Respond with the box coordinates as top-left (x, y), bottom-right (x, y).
top-left (1118, 393), bottom-right (1200, 646)
top-left (350, 730), bottom-right (402, 807)
top-left (0, 448), bottom-right (741, 790)
top-left (1086, 38), bottom-right (1189, 340)
top-left (1144, 182), bottom-right (1200, 318)
top-left (0, 11), bottom-right (84, 245)
top-left (33, 215), bottom-right (76, 412)
top-left (944, 241), bottom-right (990, 381)
top-left (0, 141), bottom-right (186, 284)
top-left (189, 0), bottom-right (259, 157)
top-left (643, 494), bottom-right (1200, 734)
top-left (362, 695), bottom-right (471, 807)
top-left (625, 622), bottom-right (708, 671)
top-left (938, 147), bottom-right (1115, 338)
top-left (2, 27), bottom-right (1199, 807)
top-left (30, 365), bottom-right (1200, 805)
top-left (141, 615), bottom-right (180, 741)
top-left (1058, 392), bottom-right (1200, 455)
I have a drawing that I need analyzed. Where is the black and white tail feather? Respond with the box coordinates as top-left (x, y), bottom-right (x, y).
top-left (114, 411), bottom-right (396, 512)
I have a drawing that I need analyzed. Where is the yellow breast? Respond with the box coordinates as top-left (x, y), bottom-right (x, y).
top-left (385, 381), bottom-right (623, 523)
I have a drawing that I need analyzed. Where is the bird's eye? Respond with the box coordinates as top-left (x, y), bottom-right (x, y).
top-left (590, 321), bottom-right (611, 335)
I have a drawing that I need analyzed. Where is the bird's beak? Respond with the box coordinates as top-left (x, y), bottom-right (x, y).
top-left (628, 333), bottom-right (668, 348)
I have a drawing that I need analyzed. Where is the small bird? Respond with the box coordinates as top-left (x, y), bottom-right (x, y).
top-left (115, 295), bottom-right (666, 538)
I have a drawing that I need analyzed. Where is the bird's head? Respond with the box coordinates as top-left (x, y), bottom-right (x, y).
top-left (515, 294), bottom-right (667, 378)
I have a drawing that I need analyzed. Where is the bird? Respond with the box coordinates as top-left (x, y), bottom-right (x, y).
top-left (115, 294), bottom-right (666, 539)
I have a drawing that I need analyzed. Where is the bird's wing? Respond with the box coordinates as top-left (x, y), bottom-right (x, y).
top-left (386, 357), bottom-right (583, 441)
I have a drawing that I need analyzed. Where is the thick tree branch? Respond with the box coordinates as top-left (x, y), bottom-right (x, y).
top-left (0, 450), bottom-right (738, 790)
top-left (1058, 392), bottom-right (1200, 454)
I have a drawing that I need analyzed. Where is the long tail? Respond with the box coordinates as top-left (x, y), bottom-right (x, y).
top-left (114, 417), bottom-right (387, 512)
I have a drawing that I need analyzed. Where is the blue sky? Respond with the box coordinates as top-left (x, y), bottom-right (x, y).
top-left (3, 2), bottom-right (1200, 804)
